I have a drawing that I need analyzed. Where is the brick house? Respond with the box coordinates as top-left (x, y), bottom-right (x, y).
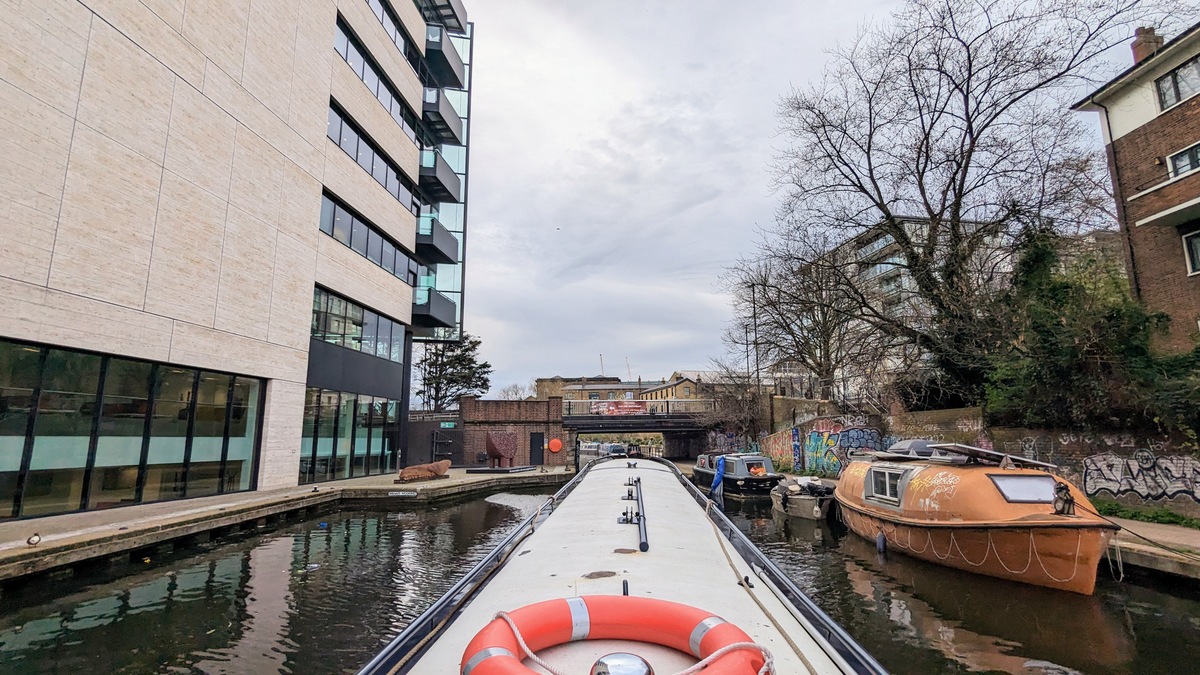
top-left (1073, 23), bottom-right (1200, 353)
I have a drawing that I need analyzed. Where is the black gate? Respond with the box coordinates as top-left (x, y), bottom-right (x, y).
top-left (529, 432), bottom-right (544, 465)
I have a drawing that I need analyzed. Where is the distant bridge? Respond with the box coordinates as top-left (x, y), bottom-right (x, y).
top-left (562, 399), bottom-right (714, 434)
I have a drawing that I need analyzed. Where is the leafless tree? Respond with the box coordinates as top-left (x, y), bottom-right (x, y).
top-left (767, 0), bottom-right (1180, 402)
top-left (495, 382), bottom-right (535, 400)
top-left (694, 358), bottom-right (770, 446)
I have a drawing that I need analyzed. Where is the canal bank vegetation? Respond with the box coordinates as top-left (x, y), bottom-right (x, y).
top-left (1094, 499), bottom-right (1200, 532)
top-left (724, 0), bottom-right (1198, 446)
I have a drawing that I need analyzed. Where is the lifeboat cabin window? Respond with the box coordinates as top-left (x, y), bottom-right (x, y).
top-left (745, 459), bottom-right (769, 476)
top-left (989, 474), bottom-right (1056, 503)
top-left (867, 467), bottom-right (905, 504)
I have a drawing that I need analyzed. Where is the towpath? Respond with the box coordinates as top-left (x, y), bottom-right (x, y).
top-left (0, 467), bottom-right (572, 584)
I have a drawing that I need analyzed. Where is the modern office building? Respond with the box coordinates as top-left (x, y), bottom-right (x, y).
top-left (0, 0), bottom-right (471, 518)
top-left (1073, 23), bottom-right (1200, 353)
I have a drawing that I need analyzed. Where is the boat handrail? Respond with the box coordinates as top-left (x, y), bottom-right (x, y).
top-left (660, 458), bottom-right (889, 675)
top-left (355, 458), bottom-right (603, 675)
top-left (928, 443), bottom-right (1059, 470)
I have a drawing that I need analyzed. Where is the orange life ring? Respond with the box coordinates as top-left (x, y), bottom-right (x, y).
top-left (460, 595), bottom-right (764, 674)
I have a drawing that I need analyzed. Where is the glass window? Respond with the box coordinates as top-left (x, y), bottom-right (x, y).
top-left (382, 242), bottom-right (396, 275)
top-left (868, 468), bottom-right (905, 502)
top-left (385, 166), bottom-right (400, 197)
top-left (370, 398), bottom-right (389, 474)
top-left (357, 142), bottom-right (374, 173)
top-left (326, 295), bottom-right (348, 347)
top-left (989, 474), bottom-right (1056, 503)
top-left (0, 341), bottom-right (42, 518)
top-left (345, 41), bottom-right (363, 78)
top-left (144, 367), bottom-right (196, 503)
top-left (1169, 143), bottom-right (1200, 177)
top-left (351, 217), bottom-right (369, 256)
top-left (352, 397), bottom-right (372, 477)
top-left (367, 229), bottom-right (383, 265)
top-left (371, 154), bottom-right (388, 186)
top-left (327, 107), bottom-right (341, 143)
top-left (315, 390), bottom-right (339, 482)
top-left (334, 27), bottom-right (348, 58)
top-left (361, 310), bottom-right (378, 357)
top-left (188, 372), bottom-right (230, 498)
top-left (375, 319), bottom-right (392, 360)
top-left (301, 387), bottom-right (319, 485)
top-left (1186, 232), bottom-right (1200, 275)
top-left (338, 119), bottom-right (357, 157)
top-left (391, 324), bottom-right (405, 363)
top-left (224, 377), bottom-right (259, 492)
top-left (332, 205), bottom-right (352, 245)
top-left (1178, 59), bottom-right (1200, 103)
top-left (345, 303), bottom-right (364, 351)
top-left (89, 358), bottom-right (151, 510)
top-left (319, 196), bottom-right (335, 235)
top-left (24, 349), bottom-right (102, 516)
top-left (335, 394), bottom-right (354, 480)
top-left (363, 67), bottom-right (380, 98)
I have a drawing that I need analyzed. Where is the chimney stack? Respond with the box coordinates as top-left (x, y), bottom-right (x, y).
top-left (1131, 27), bottom-right (1164, 64)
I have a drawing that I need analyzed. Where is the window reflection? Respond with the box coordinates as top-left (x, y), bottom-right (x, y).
top-left (311, 288), bottom-right (406, 365)
top-left (89, 358), bottom-right (151, 510)
top-left (299, 388), bottom-right (400, 485)
top-left (0, 338), bottom-right (264, 519)
top-left (0, 342), bottom-right (41, 517)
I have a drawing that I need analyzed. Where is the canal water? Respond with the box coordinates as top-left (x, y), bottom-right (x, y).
top-left (724, 499), bottom-right (1200, 675)
top-left (2, 491), bottom-right (1198, 674)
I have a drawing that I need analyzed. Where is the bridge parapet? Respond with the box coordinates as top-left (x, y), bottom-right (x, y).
top-left (563, 399), bottom-right (715, 416)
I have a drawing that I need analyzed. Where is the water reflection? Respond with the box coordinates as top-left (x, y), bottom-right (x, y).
top-left (0, 491), bottom-right (550, 674)
top-left (725, 499), bottom-right (1200, 675)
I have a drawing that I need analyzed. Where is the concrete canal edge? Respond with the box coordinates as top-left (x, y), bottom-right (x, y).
top-left (0, 470), bottom-right (572, 586)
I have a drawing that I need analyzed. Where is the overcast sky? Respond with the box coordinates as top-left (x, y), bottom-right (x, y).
top-left (461, 0), bottom-right (897, 393)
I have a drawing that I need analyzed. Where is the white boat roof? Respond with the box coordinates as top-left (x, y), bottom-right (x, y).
top-left (402, 460), bottom-right (861, 673)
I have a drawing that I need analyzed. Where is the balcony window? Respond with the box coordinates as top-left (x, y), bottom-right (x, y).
top-left (1185, 231), bottom-right (1200, 275)
top-left (1168, 142), bottom-right (1200, 178)
top-left (1156, 55), bottom-right (1200, 110)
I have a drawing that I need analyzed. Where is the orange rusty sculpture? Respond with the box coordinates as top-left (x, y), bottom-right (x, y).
top-left (396, 459), bottom-right (452, 483)
top-left (485, 431), bottom-right (518, 468)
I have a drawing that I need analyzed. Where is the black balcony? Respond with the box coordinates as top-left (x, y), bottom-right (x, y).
top-left (419, 150), bottom-right (461, 203)
top-left (420, 0), bottom-right (468, 35)
top-left (412, 288), bottom-right (457, 328)
top-left (422, 88), bottom-right (464, 145)
top-left (425, 26), bottom-right (465, 89)
top-left (416, 215), bottom-right (459, 265)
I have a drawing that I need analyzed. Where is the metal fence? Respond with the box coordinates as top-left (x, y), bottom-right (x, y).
top-left (562, 399), bottom-right (715, 416)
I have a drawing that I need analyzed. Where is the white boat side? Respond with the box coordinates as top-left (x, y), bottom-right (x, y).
top-left (363, 458), bottom-right (885, 674)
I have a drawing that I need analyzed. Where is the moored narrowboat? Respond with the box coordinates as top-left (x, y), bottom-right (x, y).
top-left (834, 441), bottom-right (1120, 595)
top-left (692, 452), bottom-right (782, 496)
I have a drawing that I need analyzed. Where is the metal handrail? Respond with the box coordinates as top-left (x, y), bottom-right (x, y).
top-left (355, 460), bottom-right (599, 675)
top-left (662, 458), bottom-right (890, 675)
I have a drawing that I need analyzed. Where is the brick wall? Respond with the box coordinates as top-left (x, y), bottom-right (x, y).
top-left (459, 396), bottom-right (568, 467)
top-left (1109, 95), bottom-right (1200, 352)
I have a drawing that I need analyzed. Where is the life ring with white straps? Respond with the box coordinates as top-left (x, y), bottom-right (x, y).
top-left (460, 595), bottom-right (766, 674)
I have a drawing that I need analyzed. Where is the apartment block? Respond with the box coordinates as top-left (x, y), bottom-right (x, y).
top-left (1073, 23), bottom-right (1200, 353)
top-left (0, 0), bottom-right (472, 518)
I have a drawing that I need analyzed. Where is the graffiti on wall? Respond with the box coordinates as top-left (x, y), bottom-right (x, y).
top-left (803, 421), bottom-right (882, 477)
top-left (708, 431), bottom-right (759, 455)
top-left (1083, 451), bottom-right (1200, 503)
top-left (760, 429), bottom-right (796, 472)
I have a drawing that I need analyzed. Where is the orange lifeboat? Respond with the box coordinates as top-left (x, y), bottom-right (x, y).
top-left (834, 442), bottom-right (1119, 595)
top-left (461, 595), bottom-right (767, 674)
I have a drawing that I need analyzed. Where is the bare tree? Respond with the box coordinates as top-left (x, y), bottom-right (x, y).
top-left (694, 358), bottom-right (770, 446)
top-left (495, 382), bottom-right (534, 400)
top-left (768, 0), bottom-right (1179, 402)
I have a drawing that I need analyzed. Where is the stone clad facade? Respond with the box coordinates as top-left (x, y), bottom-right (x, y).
top-left (0, 0), bottom-right (472, 517)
